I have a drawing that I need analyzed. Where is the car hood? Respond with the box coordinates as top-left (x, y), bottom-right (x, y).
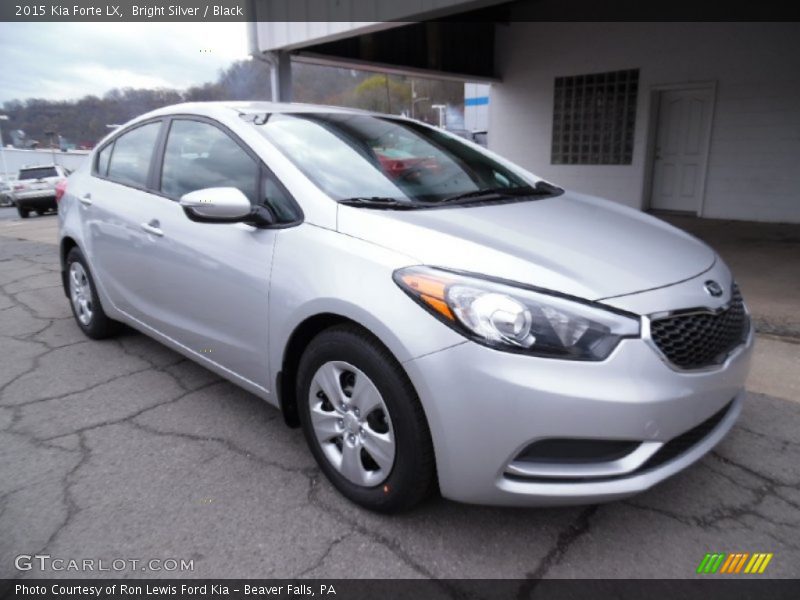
top-left (336, 190), bottom-right (716, 301)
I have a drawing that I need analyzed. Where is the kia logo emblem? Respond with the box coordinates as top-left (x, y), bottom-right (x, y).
top-left (704, 280), bottom-right (723, 297)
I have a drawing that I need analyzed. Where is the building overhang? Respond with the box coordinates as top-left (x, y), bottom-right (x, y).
top-left (250, 0), bottom-right (511, 81)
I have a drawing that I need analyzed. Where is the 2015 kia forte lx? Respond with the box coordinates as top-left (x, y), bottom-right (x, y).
top-left (58, 102), bottom-right (754, 512)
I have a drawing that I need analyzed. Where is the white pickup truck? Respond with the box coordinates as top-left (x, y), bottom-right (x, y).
top-left (13, 164), bottom-right (70, 218)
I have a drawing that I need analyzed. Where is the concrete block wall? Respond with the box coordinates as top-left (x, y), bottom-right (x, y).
top-left (490, 22), bottom-right (800, 223)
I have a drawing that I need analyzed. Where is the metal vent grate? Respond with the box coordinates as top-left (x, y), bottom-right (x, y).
top-left (650, 285), bottom-right (748, 370)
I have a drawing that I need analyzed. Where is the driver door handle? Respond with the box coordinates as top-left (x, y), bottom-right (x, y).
top-left (79, 193), bottom-right (92, 206)
top-left (140, 220), bottom-right (164, 237)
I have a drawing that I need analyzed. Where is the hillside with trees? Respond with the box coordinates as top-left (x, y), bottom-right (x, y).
top-left (1, 59), bottom-right (464, 149)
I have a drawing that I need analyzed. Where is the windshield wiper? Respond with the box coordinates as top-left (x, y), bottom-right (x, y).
top-left (338, 197), bottom-right (421, 210)
top-left (440, 181), bottom-right (563, 204)
top-left (338, 182), bottom-right (563, 210)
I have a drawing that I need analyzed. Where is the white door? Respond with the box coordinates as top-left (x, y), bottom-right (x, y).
top-left (650, 87), bottom-right (714, 213)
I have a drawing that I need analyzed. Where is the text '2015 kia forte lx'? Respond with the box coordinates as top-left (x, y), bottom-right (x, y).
top-left (58, 102), bottom-right (754, 512)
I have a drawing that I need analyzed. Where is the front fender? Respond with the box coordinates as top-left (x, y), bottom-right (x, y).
top-left (268, 225), bottom-right (465, 386)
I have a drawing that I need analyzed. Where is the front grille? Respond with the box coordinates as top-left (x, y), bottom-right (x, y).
top-left (650, 285), bottom-right (748, 369)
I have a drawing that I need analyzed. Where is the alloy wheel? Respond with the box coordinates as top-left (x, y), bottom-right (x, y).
top-left (69, 262), bottom-right (94, 326)
top-left (308, 361), bottom-right (396, 487)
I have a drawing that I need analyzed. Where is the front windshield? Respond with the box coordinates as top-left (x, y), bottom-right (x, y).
top-left (251, 112), bottom-right (533, 203)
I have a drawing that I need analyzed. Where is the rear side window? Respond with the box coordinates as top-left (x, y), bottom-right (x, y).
top-left (19, 167), bottom-right (58, 180)
top-left (96, 144), bottom-right (113, 177)
top-left (160, 119), bottom-right (258, 203)
top-left (106, 122), bottom-right (161, 188)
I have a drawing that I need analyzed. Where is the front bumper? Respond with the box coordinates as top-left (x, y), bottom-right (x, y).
top-left (404, 325), bottom-right (753, 506)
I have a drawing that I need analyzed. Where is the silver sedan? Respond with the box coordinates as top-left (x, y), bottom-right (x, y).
top-left (58, 102), bottom-right (753, 512)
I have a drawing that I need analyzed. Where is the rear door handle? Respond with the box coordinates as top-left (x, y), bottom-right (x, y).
top-left (140, 220), bottom-right (163, 237)
top-left (79, 193), bottom-right (92, 206)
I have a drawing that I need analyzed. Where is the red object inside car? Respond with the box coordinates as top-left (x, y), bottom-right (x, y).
top-left (375, 151), bottom-right (440, 180)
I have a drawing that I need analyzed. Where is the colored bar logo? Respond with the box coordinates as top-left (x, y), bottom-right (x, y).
top-left (696, 552), bottom-right (773, 574)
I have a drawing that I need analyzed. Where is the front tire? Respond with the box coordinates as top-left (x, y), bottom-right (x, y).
top-left (66, 247), bottom-right (121, 339)
top-left (297, 325), bottom-right (436, 513)
top-left (17, 206), bottom-right (29, 218)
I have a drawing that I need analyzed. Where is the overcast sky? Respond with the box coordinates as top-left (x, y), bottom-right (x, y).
top-left (0, 22), bottom-right (250, 104)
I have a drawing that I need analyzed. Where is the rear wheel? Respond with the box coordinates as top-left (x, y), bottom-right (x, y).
top-left (297, 325), bottom-right (436, 513)
top-left (17, 206), bottom-right (29, 218)
top-left (35, 209), bottom-right (45, 216)
top-left (66, 247), bottom-right (121, 339)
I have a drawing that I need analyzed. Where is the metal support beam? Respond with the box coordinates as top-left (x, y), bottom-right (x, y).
top-left (267, 51), bottom-right (292, 103)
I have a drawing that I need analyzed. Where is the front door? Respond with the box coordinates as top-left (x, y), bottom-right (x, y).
top-left (142, 118), bottom-right (280, 391)
top-left (650, 87), bottom-right (714, 213)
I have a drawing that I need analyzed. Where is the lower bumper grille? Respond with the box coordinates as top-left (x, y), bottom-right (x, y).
top-left (636, 400), bottom-right (733, 473)
top-left (505, 399), bottom-right (735, 484)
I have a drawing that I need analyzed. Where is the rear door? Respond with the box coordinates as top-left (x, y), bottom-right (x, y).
top-left (80, 119), bottom-right (168, 322)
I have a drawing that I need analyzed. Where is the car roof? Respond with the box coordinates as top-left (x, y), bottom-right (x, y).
top-left (143, 101), bottom-right (401, 121)
top-left (97, 101), bottom-right (424, 151)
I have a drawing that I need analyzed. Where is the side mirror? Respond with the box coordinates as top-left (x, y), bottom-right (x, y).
top-left (179, 187), bottom-right (273, 226)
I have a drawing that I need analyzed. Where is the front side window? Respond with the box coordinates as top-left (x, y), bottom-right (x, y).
top-left (106, 122), bottom-right (161, 187)
top-left (252, 113), bottom-right (533, 204)
top-left (262, 172), bottom-right (298, 222)
top-left (160, 119), bottom-right (258, 203)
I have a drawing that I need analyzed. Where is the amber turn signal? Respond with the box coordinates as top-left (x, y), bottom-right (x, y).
top-left (398, 272), bottom-right (455, 321)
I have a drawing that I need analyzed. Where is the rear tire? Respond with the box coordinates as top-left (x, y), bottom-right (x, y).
top-left (297, 324), bottom-right (436, 513)
top-left (35, 209), bottom-right (45, 216)
top-left (17, 206), bottom-right (29, 219)
top-left (65, 247), bottom-right (122, 339)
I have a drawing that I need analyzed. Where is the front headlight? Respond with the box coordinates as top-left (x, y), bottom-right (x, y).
top-left (394, 266), bottom-right (640, 360)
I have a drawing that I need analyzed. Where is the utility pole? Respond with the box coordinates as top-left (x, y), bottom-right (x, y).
top-left (410, 80), bottom-right (429, 120)
top-left (44, 130), bottom-right (57, 164)
top-left (431, 104), bottom-right (447, 128)
top-left (0, 115), bottom-right (9, 181)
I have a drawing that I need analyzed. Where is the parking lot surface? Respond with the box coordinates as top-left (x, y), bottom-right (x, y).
top-left (1, 210), bottom-right (799, 581)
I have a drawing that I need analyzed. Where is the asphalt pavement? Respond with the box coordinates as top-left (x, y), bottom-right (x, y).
top-left (1, 215), bottom-right (799, 582)
top-left (0, 207), bottom-right (20, 221)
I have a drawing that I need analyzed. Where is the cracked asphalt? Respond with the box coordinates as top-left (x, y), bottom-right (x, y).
top-left (1, 211), bottom-right (799, 581)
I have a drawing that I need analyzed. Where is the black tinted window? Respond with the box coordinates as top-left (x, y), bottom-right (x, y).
top-left (263, 173), bottom-right (298, 222)
top-left (107, 122), bottom-right (161, 187)
top-left (161, 120), bottom-right (258, 203)
top-left (96, 144), bottom-right (113, 176)
top-left (19, 167), bottom-right (58, 180)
